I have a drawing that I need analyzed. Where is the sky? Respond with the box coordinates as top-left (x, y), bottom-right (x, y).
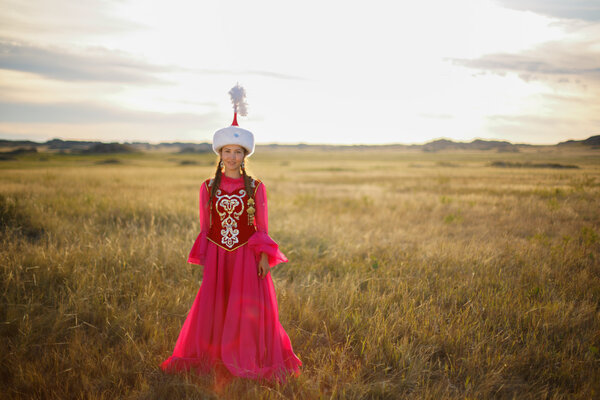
top-left (0, 0), bottom-right (599, 145)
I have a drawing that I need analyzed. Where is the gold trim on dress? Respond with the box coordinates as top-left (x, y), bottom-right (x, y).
top-left (207, 237), bottom-right (250, 252)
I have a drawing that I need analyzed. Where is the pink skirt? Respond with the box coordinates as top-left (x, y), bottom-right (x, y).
top-left (160, 242), bottom-right (301, 382)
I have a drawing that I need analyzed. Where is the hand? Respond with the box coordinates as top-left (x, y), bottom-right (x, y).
top-left (257, 254), bottom-right (270, 279)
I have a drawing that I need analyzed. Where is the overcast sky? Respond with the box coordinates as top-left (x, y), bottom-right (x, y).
top-left (0, 0), bottom-right (599, 145)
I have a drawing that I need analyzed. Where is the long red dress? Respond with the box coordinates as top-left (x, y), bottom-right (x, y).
top-left (161, 174), bottom-right (301, 381)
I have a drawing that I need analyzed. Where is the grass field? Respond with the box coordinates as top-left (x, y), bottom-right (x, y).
top-left (1, 147), bottom-right (599, 399)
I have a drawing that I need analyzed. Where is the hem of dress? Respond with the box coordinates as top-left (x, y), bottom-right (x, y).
top-left (161, 355), bottom-right (213, 374)
top-left (161, 355), bottom-right (302, 383)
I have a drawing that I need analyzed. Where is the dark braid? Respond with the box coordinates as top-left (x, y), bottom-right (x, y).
top-left (209, 158), bottom-right (223, 204)
top-left (241, 154), bottom-right (257, 226)
top-left (207, 158), bottom-right (223, 228)
top-left (241, 156), bottom-right (254, 204)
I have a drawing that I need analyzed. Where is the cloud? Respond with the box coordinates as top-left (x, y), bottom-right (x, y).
top-left (0, 40), bottom-right (173, 83)
top-left (0, 100), bottom-right (221, 127)
top-left (0, 39), bottom-right (305, 84)
top-left (0, 0), bottom-right (145, 39)
top-left (495, 0), bottom-right (600, 21)
top-left (485, 111), bottom-right (600, 144)
top-left (449, 39), bottom-right (600, 84)
top-left (483, 86), bottom-right (600, 143)
top-left (488, 113), bottom-right (573, 126)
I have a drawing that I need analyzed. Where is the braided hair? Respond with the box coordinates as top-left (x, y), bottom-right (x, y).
top-left (241, 159), bottom-right (254, 205)
top-left (208, 158), bottom-right (223, 207)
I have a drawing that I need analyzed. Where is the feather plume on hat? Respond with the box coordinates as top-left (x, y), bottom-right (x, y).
top-left (212, 84), bottom-right (255, 156)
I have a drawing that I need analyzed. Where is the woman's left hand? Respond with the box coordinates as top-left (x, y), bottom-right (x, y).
top-left (258, 253), bottom-right (270, 279)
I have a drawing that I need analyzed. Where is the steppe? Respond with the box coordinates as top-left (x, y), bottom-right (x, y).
top-left (1, 146), bottom-right (599, 399)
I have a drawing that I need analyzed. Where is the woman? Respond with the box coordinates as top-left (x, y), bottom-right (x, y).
top-left (161, 85), bottom-right (301, 384)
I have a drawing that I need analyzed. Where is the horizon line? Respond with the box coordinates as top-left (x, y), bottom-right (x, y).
top-left (1, 134), bottom-right (598, 147)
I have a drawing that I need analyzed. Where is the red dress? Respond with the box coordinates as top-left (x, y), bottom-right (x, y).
top-left (161, 174), bottom-right (301, 381)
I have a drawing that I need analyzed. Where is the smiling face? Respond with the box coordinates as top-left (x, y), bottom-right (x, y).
top-left (220, 144), bottom-right (246, 172)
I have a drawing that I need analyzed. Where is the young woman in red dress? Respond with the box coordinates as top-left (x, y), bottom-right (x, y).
top-left (160, 85), bottom-right (301, 385)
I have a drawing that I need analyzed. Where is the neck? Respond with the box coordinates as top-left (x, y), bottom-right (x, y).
top-left (223, 169), bottom-right (241, 179)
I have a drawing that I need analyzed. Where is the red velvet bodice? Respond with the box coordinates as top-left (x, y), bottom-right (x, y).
top-left (206, 178), bottom-right (259, 251)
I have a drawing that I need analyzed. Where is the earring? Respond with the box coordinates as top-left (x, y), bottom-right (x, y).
top-left (220, 160), bottom-right (224, 168)
top-left (241, 161), bottom-right (245, 169)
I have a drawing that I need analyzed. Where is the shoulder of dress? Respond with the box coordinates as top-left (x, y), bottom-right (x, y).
top-left (251, 178), bottom-right (262, 194)
top-left (203, 178), bottom-right (213, 192)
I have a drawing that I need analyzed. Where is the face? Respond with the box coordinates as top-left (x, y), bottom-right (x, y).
top-left (220, 145), bottom-right (246, 171)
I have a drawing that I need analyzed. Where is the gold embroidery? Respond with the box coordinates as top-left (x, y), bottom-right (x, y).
top-left (214, 189), bottom-right (246, 248)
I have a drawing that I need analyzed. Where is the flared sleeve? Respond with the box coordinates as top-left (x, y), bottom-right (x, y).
top-left (248, 182), bottom-right (289, 268)
top-left (187, 181), bottom-right (210, 265)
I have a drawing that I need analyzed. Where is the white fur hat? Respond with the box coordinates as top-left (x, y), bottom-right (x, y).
top-left (212, 84), bottom-right (255, 157)
top-left (212, 125), bottom-right (254, 156)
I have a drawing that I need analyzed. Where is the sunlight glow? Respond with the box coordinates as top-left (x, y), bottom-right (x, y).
top-left (0, 0), bottom-right (597, 144)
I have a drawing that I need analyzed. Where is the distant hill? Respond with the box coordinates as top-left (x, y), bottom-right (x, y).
top-left (178, 143), bottom-right (212, 153)
top-left (0, 135), bottom-right (598, 154)
top-left (46, 138), bottom-right (103, 151)
top-left (584, 135), bottom-right (600, 146)
top-left (558, 135), bottom-right (600, 147)
top-left (422, 138), bottom-right (517, 152)
top-left (0, 140), bottom-right (40, 147)
top-left (81, 142), bottom-right (136, 154)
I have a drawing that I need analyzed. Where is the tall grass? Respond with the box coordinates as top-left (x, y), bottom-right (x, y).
top-left (1, 148), bottom-right (599, 399)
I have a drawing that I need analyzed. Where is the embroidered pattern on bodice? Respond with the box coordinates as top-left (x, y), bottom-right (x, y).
top-left (214, 188), bottom-right (246, 248)
top-left (206, 178), bottom-right (260, 251)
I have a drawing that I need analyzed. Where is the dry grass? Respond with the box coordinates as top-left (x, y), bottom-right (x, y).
top-left (1, 147), bottom-right (599, 399)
